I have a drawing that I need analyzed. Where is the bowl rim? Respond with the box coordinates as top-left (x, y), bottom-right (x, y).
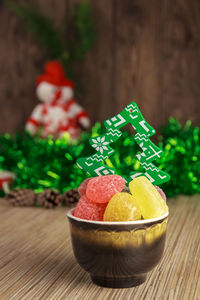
top-left (67, 208), bottom-right (169, 225)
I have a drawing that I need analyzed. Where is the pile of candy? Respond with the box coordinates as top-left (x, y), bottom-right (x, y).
top-left (73, 175), bottom-right (168, 221)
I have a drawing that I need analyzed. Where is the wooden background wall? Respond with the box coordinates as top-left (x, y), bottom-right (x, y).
top-left (0, 0), bottom-right (200, 133)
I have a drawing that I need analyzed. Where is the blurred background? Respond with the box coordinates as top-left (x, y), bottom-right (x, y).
top-left (0, 0), bottom-right (199, 133)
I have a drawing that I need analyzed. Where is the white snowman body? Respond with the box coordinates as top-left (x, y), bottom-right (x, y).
top-left (25, 73), bottom-right (90, 139)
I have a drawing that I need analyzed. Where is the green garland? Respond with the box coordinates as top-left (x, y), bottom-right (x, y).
top-left (157, 118), bottom-right (200, 197)
top-left (0, 119), bottom-right (199, 198)
top-left (6, 0), bottom-right (96, 84)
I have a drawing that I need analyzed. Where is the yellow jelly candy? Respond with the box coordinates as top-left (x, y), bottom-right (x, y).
top-left (103, 192), bottom-right (142, 222)
top-left (129, 176), bottom-right (169, 219)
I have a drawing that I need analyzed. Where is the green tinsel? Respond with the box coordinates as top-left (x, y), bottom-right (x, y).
top-left (157, 118), bottom-right (200, 197)
top-left (0, 119), bottom-right (199, 198)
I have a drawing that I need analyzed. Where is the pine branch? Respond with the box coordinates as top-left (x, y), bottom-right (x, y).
top-left (6, 0), bottom-right (96, 91)
top-left (7, 1), bottom-right (65, 59)
top-left (72, 1), bottom-right (96, 61)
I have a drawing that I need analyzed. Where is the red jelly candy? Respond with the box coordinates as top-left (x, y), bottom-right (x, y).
top-left (78, 178), bottom-right (93, 196)
top-left (73, 195), bottom-right (107, 221)
top-left (86, 175), bottom-right (126, 204)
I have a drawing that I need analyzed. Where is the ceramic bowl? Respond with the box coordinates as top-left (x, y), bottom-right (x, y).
top-left (67, 209), bottom-right (168, 288)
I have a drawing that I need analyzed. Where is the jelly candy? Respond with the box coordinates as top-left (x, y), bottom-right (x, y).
top-left (103, 192), bottom-right (141, 221)
top-left (129, 176), bottom-right (168, 219)
top-left (78, 177), bottom-right (93, 196)
top-left (73, 195), bottom-right (107, 221)
top-left (155, 186), bottom-right (167, 202)
top-left (86, 175), bottom-right (125, 203)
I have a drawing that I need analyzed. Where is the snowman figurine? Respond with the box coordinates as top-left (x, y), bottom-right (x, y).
top-left (25, 61), bottom-right (90, 139)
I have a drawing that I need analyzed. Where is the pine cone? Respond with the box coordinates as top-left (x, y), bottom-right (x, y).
top-left (58, 189), bottom-right (80, 207)
top-left (36, 189), bottom-right (60, 209)
top-left (6, 188), bottom-right (35, 206)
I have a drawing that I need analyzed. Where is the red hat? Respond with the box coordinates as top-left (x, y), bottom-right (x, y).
top-left (36, 61), bottom-right (74, 88)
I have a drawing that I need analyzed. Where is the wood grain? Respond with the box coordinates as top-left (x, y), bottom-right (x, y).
top-left (0, 0), bottom-right (200, 133)
top-left (72, 0), bottom-right (115, 123)
top-left (114, 0), bottom-right (164, 130)
top-left (0, 196), bottom-right (200, 300)
top-left (162, 0), bottom-right (200, 125)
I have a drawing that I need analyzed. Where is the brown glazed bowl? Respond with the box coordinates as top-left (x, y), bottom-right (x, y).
top-left (67, 209), bottom-right (169, 288)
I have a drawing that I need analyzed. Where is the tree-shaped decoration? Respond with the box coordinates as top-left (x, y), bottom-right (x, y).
top-left (77, 102), bottom-right (170, 185)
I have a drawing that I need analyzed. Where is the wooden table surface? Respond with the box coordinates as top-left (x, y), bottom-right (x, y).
top-left (0, 196), bottom-right (200, 300)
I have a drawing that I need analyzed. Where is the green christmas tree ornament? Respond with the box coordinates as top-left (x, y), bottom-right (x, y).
top-left (77, 128), bottom-right (121, 176)
top-left (77, 101), bottom-right (170, 185)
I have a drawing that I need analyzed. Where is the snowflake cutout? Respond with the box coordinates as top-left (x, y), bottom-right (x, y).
top-left (91, 136), bottom-right (109, 154)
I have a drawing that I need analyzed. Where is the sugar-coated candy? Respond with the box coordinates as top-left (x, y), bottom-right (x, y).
top-left (86, 175), bottom-right (125, 203)
top-left (155, 186), bottom-right (167, 202)
top-left (129, 176), bottom-right (168, 219)
top-left (73, 195), bottom-right (107, 221)
top-left (103, 192), bottom-right (141, 222)
top-left (78, 177), bottom-right (93, 196)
